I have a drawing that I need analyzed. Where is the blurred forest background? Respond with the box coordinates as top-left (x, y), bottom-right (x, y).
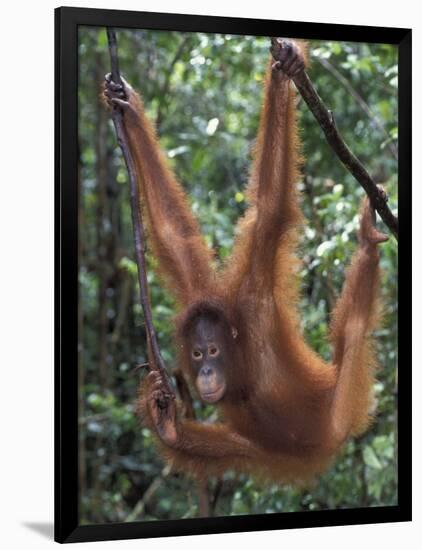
top-left (78, 27), bottom-right (398, 524)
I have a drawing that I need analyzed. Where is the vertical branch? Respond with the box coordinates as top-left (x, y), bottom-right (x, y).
top-left (106, 28), bottom-right (174, 395)
top-left (174, 368), bottom-right (211, 517)
top-left (106, 29), bottom-right (212, 518)
top-left (198, 480), bottom-right (210, 517)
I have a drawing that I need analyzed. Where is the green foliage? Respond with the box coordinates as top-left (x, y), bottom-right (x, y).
top-left (78, 28), bottom-right (398, 524)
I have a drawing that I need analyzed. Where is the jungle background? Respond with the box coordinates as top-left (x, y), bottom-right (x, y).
top-left (78, 28), bottom-right (398, 524)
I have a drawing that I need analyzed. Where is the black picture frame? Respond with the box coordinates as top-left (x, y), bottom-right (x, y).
top-left (55, 6), bottom-right (412, 544)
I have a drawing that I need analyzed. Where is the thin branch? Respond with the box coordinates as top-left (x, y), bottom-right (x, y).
top-left (198, 479), bottom-right (210, 517)
top-left (294, 69), bottom-right (397, 239)
top-left (125, 465), bottom-right (172, 522)
top-left (173, 367), bottom-right (195, 419)
top-left (106, 28), bottom-right (174, 395)
top-left (106, 30), bottom-right (209, 518)
top-left (271, 39), bottom-right (398, 240)
top-left (210, 478), bottom-right (223, 516)
top-left (173, 368), bottom-right (212, 517)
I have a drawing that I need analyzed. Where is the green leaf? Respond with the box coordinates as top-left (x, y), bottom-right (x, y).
top-left (363, 446), bottom-right (382, 469)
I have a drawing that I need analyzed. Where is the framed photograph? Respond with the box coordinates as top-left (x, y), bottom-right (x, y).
top-left (55, 6), bottom-right (411, 544)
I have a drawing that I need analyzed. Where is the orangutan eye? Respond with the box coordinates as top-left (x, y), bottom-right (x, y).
top-left (192, 349), bottom-right (203, 360)
top-left (209, 345), bottom-right (219, 357)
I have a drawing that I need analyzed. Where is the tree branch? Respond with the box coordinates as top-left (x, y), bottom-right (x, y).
top-left (173, 368), bottom-right (211, 517)
top-left (106, 30), bottom-right (210, 518)
top-left (106, 28), bottom-right (175, 395)
top-left (295, 69), bottom-right (398, 240)
top-left (125, 465), bottom-right (172, 522)
top-left (271, 39), bottom-right (398, 240)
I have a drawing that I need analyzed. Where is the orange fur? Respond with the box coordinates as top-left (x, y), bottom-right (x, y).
top-left (109, 40), bottom-right (384, 484)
